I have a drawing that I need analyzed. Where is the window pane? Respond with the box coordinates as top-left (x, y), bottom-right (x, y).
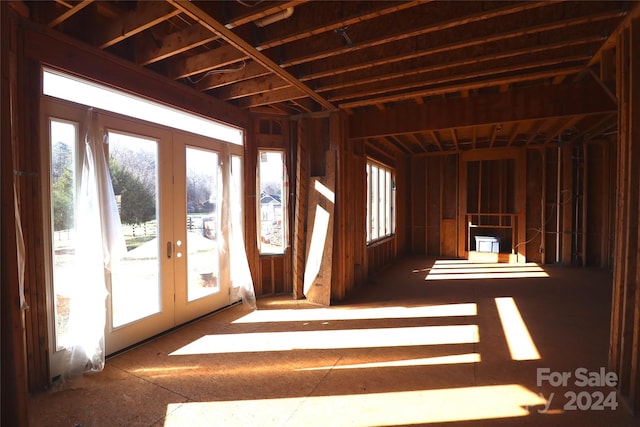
top-left (366, 159), bottom-right (395, 244)
top-left (385, 170), bottom-right (392, 235)
top-left (50, 119), bottom-right (78, 350)
top-left (366, 164), bottom-right (371, 242)
top-left (43, 68), bottom-right (243, 145)
top-left (109, 132), bottom-right (161, 327)
top-left (258, 150), bottom-right (286, 254)
top-left (232, 155), bottom-right (243, 230)
top-left (371, 165), bottom-right (379, 240)
top-left (185, 147), bottom-right (220, 302)
top-left (378, 167), bottom-right (385, 238)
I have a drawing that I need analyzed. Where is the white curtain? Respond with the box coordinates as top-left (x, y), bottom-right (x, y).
top-left (14, 184), bottom-right (28, 310)
top-left (227, 153), bottom-right (256, 309)
top-left (63, 109), bottom-right (125, 378)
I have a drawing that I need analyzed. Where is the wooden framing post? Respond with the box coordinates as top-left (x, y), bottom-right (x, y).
top-left (561, 145), bottom-right (574, 264)
top-left (610, 15), bottom-right (640, 412)
top-left (292, 119), bottom-right (310, 299)
top-left (1, 5), bottom-right (29, 425)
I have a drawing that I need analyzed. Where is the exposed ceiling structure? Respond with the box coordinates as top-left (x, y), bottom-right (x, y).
top-left (22, 0), bottom-right (638, 153)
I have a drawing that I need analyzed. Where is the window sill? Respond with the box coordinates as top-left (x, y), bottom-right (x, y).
top-left (366, 235), bottom-right (395, 248)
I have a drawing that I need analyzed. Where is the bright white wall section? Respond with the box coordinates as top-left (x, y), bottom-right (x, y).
top-left (42, 68), bottom-right (244, 145)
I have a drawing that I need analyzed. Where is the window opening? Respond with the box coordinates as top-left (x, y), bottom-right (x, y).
top-left (258, 150), bottom-right (287, 254)
top-left (367, 159), bottom-right (395, 244)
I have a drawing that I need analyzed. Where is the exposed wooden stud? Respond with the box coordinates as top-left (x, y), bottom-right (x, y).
top-left (451, 129), bottom-right (459, 151)
top-left (525, 120), bottom-right (544, 145)
top-left (542, 116), bottom-right (582, 145)
top-left (293, 118), bottom-right (310, 299)
top-left (508, 122), bottom-right (521, 146)
top-left (1, 6), bottom-right (29, 424)
top-left (582, 145), bottom-right (588, 267)
top-left (561, 145), bottom-right (574, 265)
top-left (601, 142), bottom-right (611, 269)
top-left (406, 133), bottom-right (428, 152)
top-left (428, 130), bottom-right (443, 151)
top-left (471, 127), bottom-right (477, 149)
top-left (489, 124), bottom-right (499, 148)
top-left (566, 113), bottom-right (616, 145)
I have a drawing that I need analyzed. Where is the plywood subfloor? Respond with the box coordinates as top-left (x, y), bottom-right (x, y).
top-left (28, 257), bottom-right (640, 426)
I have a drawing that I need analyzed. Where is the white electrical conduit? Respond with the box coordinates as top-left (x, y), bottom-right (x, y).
top-left (255, 7), bottom-right (293, 27)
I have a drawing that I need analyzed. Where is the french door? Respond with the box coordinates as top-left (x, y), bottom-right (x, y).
top-left (44, 99), bottom-right (240, 376)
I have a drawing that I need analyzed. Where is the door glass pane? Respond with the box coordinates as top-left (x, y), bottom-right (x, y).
top-left (108, 132), bottom-right (161, 328)
top-left (50, 119), bottom-right (78, 350)
top-left (186, 147), bottom-right (220, 301)
top-left (231, 155), bottom-right (243, 231)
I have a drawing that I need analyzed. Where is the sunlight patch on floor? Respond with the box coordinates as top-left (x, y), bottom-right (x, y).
top-left (495, 297), bottom-right (541, 360)
top-left (163, 384), bottom-right (548, 427)
top-left (425, 260), bottom-right (549, 280)
top-left (169, 325), bottom-right (479, 355)
top-left (233, 303), bottom-right (477, 324)
top-left (298, 352), bottom-right (481, 371)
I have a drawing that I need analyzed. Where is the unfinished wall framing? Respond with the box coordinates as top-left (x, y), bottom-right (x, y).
top-left (609, 15), bottom-right (640, 413)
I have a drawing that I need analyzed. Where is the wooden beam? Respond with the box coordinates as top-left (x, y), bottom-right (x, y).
top-left (215, 74), bottom-right (290, 100)
top-left (349, 79), bottom-right (617, 139)
top-left (168, 0), bottom-right (337, 111)
top-left (236, 86), bottom-right (308, 109)
top-left (302, 32), bottom-right (601, 83)
top-left (341, 64), bottom-right (583, 109)
top-left (290, 97), bottom-right (317, 113)
top-left (255, 0), bottom-right (424, 50)
top-left (280, 1), bottom-right (552, 67)
top-left (135, 24), bottom-right (218, 66)
top-left (327, 53), bottom-right (591, 102)
top-left (168, 44), bottom-right (249, 80)
top-left (48, 0), bottom-right (92, 28)
top-left (96, 1), bottom-right (181, 49)
top-left (196, 60), bottom-right (270, 91)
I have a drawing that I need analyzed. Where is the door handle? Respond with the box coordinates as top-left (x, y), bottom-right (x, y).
top-left (167, 241), bottom-right (172, 259)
